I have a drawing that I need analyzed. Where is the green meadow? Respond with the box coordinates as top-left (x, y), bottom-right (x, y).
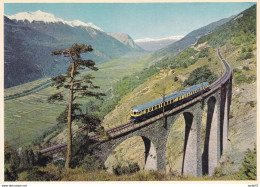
top-left (4, 52), bottom-right (151, 148)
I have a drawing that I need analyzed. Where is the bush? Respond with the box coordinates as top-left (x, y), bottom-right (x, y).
top-left (26, 167), bottom-right (57, 181)
top-left (80, 154), bottom-right (105, 172)
top-left (236, 146), bottom-right (256, 180)
top-left (237, 52), bottom-right (254, 61)
top-left (184, 65), bottom-right (217, 86)
top-left (245, 53), bottom-right (254, 59)
top-left (235, 73), bottom-right (247, 84)
top-left (247, 75), bottom-right (256, 83)
top-left (4, 165), bottom-right (18, 181)
top-left (242, 66), bottom-right (250, 71)
top-left (237, 53), bottom-right (246, 61)
top-left (246, 101), bottom-right (256, 108)
top-left (113, 163), bottom-right (140, 176)
top-left (198, 48), bottom-right (209, 58)
top-left (233, 68), bottom-right (242, 73)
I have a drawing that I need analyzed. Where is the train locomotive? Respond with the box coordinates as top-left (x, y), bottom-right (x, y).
top-left (130, 82), bottom-right (210, 123)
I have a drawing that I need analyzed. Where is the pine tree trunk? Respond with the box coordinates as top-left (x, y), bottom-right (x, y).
top-left (65, 53), bottom-right (75, 169)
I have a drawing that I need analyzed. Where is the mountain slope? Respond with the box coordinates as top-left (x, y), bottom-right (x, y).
top-left (107, 32), bottom-right (143, 50)
top-left (7, 10), bottom-right (103, 30)
top-left (4, 11), bottom-right (142, 88)
top-left (134, 35), bottom-right (183, 51)
top-left (4, 16), bottom-right (64, 88)
top-left (100, 5), bottom-right (256, 177)
top-left (150, 16), bottom-right (234, 63)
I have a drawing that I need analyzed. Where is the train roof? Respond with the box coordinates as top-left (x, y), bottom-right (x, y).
top-left (131, 82), bottom-right (209, 111)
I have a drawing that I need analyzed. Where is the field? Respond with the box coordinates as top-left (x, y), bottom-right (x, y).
top-left (4, 51), bottom-right (151, 148)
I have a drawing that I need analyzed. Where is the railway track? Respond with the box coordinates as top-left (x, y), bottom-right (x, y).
top-left (40, 48), bottom-right (232, 154)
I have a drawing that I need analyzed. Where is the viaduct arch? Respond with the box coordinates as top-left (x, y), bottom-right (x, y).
top-left (40, 49), bottom-right (232, 177)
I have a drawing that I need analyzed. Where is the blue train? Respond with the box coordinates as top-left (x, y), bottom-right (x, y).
top-left (130, 82), bottom-right (210, 123)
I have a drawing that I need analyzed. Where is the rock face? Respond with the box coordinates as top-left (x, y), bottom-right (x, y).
top-left (107, 32), bottom-right (143, 50)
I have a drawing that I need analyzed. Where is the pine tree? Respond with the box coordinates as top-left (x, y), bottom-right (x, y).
top-left (48, 43), bottom-right (105, 169)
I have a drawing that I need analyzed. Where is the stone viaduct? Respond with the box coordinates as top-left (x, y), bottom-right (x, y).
top-left (92, 49), bottom-right (232, 177)
top-left (40, 49), bottom-right (232, 177)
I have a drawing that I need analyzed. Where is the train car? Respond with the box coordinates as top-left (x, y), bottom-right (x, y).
top-left (130, 82), bottom-right (210, 123)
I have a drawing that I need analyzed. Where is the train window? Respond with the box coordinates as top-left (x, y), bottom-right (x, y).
top-left (157, 105), bottom-right (159, 108)
top-left (153, 106), bottom-right (155, 110)
top-left (146, 109), bottom-right (148, 113)
top-left (134, 112), bottom-right (136, 115)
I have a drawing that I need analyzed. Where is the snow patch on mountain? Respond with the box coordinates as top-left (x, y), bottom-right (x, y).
top-left (134, 35), bottom-right (184, 43)
top-left (7, 10), bottom-right (103, 31)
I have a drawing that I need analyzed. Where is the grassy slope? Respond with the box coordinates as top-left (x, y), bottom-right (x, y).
top-left (103, 44), bottom-right (256, 178)
top-left (104, 46), bottom-right (222, 172)
top-left (104, 6), bottom-right (256, 178)
top-left (4, 85), bottom-right (66, 148)
top-left (215, 43), bottom-right (256, 176)
top-left (4, 52), bottom-right (151, 148)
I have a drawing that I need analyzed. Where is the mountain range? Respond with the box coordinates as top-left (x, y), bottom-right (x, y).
top-left (134, 35), bottom-right (183, 51)
top-left (150, 16), bottom-right (234, 64)
top-left (4, 10), bottom-right (234, 88)
top-left (4, 11), bottom-right (142, 88)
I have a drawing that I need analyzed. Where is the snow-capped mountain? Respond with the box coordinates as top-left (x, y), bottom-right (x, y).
top-left (134, 35), bottom-right (183, 43)
top-left (7, 10), bottom-right (103, 31)
top-left (4, 11), bottom-right (143, 88)
top-left (134, 35), bottom-right (184, 51)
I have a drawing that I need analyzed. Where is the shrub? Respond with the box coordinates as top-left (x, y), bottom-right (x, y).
top-left (247, 75), bottom-right (256, 83)
top-left (234, 73), bottom-right (247, 84)
top-left (236, 146), bottom-right (256, 180)
top-left (26, 167), bottom-right (57, 181)
top-left (113, 163), bottom-right (140, 176)
top-left (242, 66), bottom-right (250, 71)
top-left (198, 48), bottom-right (209, 58)
top-left (53, 159), bottom-right (65, 168)
top-left (237, 52), bottom-right (254, 61)
top-left (246, 101), bottom-right (256, 108)
top-left (80, 154), bottom-right (105, 172)
top-left (184, 65), bottom-right (217, 86)
top-left (233, 68), bottom-right (242, 73)
top-left (245, 53), bottom-right (254, 59)
top-left (237, 53), bottom-right (246, 61)
top-left (4, 165), bottom-right (18, 181)
top-left (174, 77), bottom-right (178, 82)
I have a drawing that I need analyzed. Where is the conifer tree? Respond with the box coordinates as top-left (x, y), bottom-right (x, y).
top-left (48, 43), bottom-right (105, 169)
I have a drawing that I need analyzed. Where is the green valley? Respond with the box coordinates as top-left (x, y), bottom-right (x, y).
top-left (4, 4), bottom-right (256, 181)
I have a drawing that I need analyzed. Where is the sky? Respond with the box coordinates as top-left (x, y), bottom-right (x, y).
top-left (4, 3), bottom-right (255, 40)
